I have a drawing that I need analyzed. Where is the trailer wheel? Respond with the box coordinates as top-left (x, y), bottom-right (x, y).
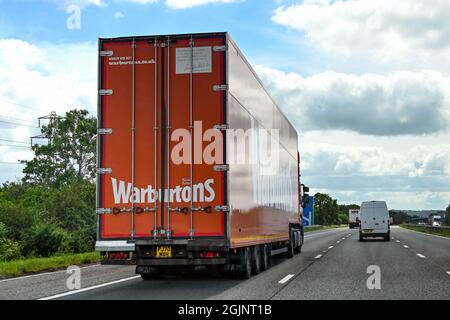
top-left (294, 230), bottom-right (303, 254)
top-left (286, 232), bottom-right (295, 258)
top-left (239, 247), bottom-right (252, 279)
top-left (261, 244), bottom-right (270, 271)
top-left (139, 267), bottom-right (161, 280)
top-left (252, 246), bottom-right (261, 275)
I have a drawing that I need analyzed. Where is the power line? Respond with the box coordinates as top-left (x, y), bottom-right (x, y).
top-left (0, 98), bottom-right (50, 113)
top-left (0, 161), bottom-right (26, 165)
top-left (0, 120), bottom-right (38, 129)
top-left (0, 144), bottom-right (31, 149)
top-left (0, 138), bottom-right (29, 145)
top-left (0, 115), bottom-right (35, 124)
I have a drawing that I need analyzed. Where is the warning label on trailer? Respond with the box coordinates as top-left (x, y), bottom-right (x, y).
top-left (108, 56), bottom-right (155, 66)
top-left (176, 46), bottom-right (212, 74)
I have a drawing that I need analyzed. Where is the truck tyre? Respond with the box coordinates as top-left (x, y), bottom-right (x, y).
top-left (294, 230), bottom-right (303, 254)
top-left (384, 234), bottom-right (390, 241)
top-left (286, 232), bottom-right (295, 258)
top-left (359, 233), bottom-right (364, 242)
top-left (139, 267), bottom-right (161, 280)
top-left (141, 273), bottom-right (157, 280)
top-left (252, 246), bottom-right (261, 275)
top-left (261, 244), bottom-right (270, 271)
top-left (239, 247), bottom-right (252, 279)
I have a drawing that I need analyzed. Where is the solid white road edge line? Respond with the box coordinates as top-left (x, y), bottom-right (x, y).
top-left (38, 275), bottom-right (141, 300)
top-left (416, 253), bottom-right (426, 259)
top-left (0, 264), bottom-right (101, 283)
top-left (314, 254), bottom-right (322, 259)
top-left (278, 274), bottom-right (295, 284)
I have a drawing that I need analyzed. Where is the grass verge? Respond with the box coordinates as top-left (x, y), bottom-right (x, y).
top-left (400, 224), bottom-right (450, 238)
top-left (0, 252), bottom-right (101, 279)
top-left (304, 225), bottom-right (347, 233)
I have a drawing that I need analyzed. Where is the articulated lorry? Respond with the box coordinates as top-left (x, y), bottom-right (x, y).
top-left (95, 32), bottom-right (306, 279)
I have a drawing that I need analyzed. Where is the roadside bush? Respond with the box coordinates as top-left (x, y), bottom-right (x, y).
top-left (23, 223), bottom-right (71, 257)
top-left (338, 213), bottom-right (348, 225)
top-left (0, 222), bottom-right (22, 261)
top-left (0, 239), bottom-right (22, 261)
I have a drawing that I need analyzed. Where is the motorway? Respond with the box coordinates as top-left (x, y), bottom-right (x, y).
top-left (1, 226), bottom-right (449, 300)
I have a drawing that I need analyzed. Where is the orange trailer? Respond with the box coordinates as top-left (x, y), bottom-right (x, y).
top-left (95, 32), bottom-right (306, 279)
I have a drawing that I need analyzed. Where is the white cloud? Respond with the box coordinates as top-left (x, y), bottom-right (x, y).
top-left (272, 0), bottom-right (450, 71)
top-left (47, 0), bottom-right (105, 8)
top-left (164, 0), bottom-right (239, 9)
top-left (301, 142), bottom-right (450, 209)
top-left (255, 65), bottom-right (450, 136)
top-left (0, 39), bottom-right (97, 181)
top-left (55, 0), bottom-right (238, 9)
top-left (301, 143), bottom-right (450, 178)
top-left (114, 11), bottom-right (125, 19)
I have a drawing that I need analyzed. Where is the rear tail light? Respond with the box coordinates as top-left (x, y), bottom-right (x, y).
top-left (109, 252), bottom-right (129, 260)
top-left (199, 251), bottom-right (221, 258)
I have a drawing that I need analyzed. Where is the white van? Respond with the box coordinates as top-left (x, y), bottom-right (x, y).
top-left (359, 201), bottom-right (390, 241)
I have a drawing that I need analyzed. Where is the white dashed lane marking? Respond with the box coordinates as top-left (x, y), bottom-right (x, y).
top-left (278, 274), bottom-right (295, 284)
top-left (417, 253), bottom-right (426, 259)
top-left (315, 254), bottom-right (322, 259)
top-left (328, 246), bottom-right (334, 249)
top-left (403, 245), bottom-right (409, 248)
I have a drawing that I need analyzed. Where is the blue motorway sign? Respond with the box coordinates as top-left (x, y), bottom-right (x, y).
top-left (303, 196), bottom-right (314, 227)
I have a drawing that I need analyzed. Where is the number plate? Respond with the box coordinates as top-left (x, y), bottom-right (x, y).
top-left (363, 229), bottom-right (373, 233)
top-left (156, 246), bottom-right (172, 258)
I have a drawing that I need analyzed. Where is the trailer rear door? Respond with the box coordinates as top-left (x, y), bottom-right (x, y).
top-left (98, 34), bottom-right (227, 240)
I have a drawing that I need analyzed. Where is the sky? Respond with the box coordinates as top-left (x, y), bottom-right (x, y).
top-left (0, 0), bottom-right (449, 210)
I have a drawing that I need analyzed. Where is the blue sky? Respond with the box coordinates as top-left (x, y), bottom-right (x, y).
top-left (1, 0), bottom-right (450, 210)
top-left (0, 0), bottom-right (314, 74)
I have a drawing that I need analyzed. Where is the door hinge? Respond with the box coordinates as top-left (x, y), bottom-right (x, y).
top-left (213, 84), bottom-right (228, 92)
top-left (96, 208), bottom-right (112, 215)
top-left (214, 205), bottom-right (230, 212)
top-left (213, 124), bottom-right (229, 130)
top-left (99, 89), bottom-right (113, 96)
top-left (100, 50), bottom-right (114, 57)
top-left (97, 168), bottom-right (112, 174)
top-left (98, 128), bottom-right (113, 135)
top-left (214, 164), bottom-right (229, 172)
top-left (213, 45), bottom-right (228, 52)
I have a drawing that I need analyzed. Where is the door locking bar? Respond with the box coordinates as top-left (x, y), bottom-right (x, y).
top-left (191, 206), bottom-right (213, 213)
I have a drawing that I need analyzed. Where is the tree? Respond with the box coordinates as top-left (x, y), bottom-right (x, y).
top-left (22, 109), bottom-right (96, 186)
top-left (445, 204), bottom-right (450, 226)
top-left (314, 193), bottom-right (339, 225)
top-left (389, 210), bottom-right (412, 225)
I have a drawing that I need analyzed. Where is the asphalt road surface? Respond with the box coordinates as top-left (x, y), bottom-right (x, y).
top-left (1, 226), bottom-right (449, 300)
